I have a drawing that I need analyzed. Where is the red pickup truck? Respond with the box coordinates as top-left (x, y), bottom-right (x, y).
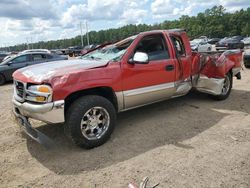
top-left (12, 29), bottom-right (242, 148)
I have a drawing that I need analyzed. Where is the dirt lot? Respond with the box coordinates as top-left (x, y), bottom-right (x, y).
top-left (0, 69), bottom-right (250, 188)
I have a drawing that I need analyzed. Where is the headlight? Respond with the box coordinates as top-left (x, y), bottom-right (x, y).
top-left (26, 85), bottom-right (53, 103)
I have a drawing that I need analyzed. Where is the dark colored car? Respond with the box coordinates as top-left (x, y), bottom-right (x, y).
top-left (0, 53), bottom-right (8, 62)
top-left (208, 38), bottom-right (221, 45)
top-left (0, 52), bottom-right (68, 85)
top-left (216, 36), bottom-right (244, 50)
top-left (66, 46), bottom-right (83, 57)
top-left (80, 44), bottom-right (98, 56)
top-left (50, 49), bottom-right (64, 55)
top-left (244, 51), bottom-right (250, 68)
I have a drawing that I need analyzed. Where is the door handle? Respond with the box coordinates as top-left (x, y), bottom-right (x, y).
top-left (165, 65), bottom-right (174, 71)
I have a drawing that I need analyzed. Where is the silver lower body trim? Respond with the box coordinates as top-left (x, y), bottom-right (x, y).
top-left (194, 75), bottom-right (224, 95)
top-left (13, 98), bottom-right (65, 124)
top-left (116, 82), bottom-right (176, 111)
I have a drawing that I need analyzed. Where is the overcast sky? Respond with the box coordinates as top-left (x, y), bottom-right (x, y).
top-left (0, 0), bottom-right (249, 47)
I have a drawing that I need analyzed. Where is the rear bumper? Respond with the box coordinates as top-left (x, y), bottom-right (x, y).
top-left (195, 75), bottom-right (225, 95)
top-left (13, 98), bottom-right (65, 124)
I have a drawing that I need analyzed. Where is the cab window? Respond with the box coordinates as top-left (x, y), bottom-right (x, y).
top-left (171, 36), bottom-right (186, 56)
top-left (135, 34), bottom-right (169, 61)
top-left (12, 55), bottom-right (28, 63)
top-left (32, 54), bottom-right (47, 61)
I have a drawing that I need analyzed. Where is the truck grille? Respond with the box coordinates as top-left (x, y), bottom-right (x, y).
top-left (14, 80), bottom-right (25, 99)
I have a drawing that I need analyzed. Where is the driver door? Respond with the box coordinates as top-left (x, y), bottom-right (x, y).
top-left (5, 54), bottom-right (30, 80)
top-left (122, 33), bottom-right (176, 109)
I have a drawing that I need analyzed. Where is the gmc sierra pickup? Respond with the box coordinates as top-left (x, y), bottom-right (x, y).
top-left (12, 29), bottom-right (243, 148)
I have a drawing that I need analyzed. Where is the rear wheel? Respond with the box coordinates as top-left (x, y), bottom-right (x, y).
top-left (65, 95), bottom-right (116, 149)
top-left (211, 72), bottom-right (232, 100)
top-left (0, 74), bottom-right (6, 85)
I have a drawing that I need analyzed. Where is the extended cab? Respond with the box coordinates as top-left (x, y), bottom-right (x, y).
top-left (12, 30), bottom-right (243, 148)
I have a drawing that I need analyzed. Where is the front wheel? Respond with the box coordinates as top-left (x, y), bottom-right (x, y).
top-left (65, 95), bottom-right (116, 149)
top-left (211, 72), bottom-right (232, 100)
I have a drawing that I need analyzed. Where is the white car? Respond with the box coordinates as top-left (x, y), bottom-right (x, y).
top-left (243, 37), bottom-right (250, 49)
top-left (190, 39), bottom-right (212, 52)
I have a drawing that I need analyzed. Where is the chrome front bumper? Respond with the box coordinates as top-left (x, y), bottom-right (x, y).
top-left (13, 98), bottom-right (65, 124)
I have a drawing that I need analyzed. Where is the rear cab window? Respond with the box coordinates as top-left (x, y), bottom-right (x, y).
top-left (170, 36), bottom-right (186, 57)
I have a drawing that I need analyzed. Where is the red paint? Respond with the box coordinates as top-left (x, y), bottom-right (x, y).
top-left (13, 30), bottom-right (243, 101)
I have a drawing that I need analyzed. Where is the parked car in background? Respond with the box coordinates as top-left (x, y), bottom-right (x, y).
top-left (0, 53), bottom-right (8, 62)
top-left (244, 50), bottom-right (250, 68)
top-left (199, 36), bottom-right (209, 41)
top-left (0, 52), bottom-right (68, 85)
top-left (80, 44), bottom-right (98, 56)
top-left (208, 38), bottom-right (221, 45)
top-left (50, 49), bottom-right (64, 55)
top-left (66, 46), bottom-right (83, 57)
top-left (216, 36), bottom-right (244, 50)
top-left (243, 37), bottom-right (250, 49)
top-left (190, 38), bottom-right (212, 52)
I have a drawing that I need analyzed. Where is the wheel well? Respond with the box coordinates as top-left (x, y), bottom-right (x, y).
top-left (64, 87), bottom-right (118, 114)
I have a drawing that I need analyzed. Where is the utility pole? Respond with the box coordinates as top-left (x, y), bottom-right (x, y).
top-left (86, 20), bottom-right (90, 46)
top-left (26, 37), bottom-right (30, 49)
top-left (4, 43), bottom-right (7, 52)
top-left (30, 37), bottom-right (33, 49)
top-left (80, 21), bottom-right (84, 47)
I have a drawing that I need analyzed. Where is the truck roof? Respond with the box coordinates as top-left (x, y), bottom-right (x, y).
top-left (140, 29), bottom-right (186, 35)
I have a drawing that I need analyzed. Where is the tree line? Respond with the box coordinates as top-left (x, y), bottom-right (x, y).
top-left (3, 5), bottom-right (250, 52)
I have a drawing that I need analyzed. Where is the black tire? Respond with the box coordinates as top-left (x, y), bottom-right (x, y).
top-left (65, 95), bottom-right (116, 149)
top-left (211, 72), bottom-right (232, 100)
top-left (0, 74), bottom-right (6, 85)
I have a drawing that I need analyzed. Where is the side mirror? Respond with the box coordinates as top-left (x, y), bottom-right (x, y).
top-left (132, 52), bottom-right (149, 64)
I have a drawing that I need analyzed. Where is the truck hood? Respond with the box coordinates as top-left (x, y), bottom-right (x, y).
top-left (13, 59), bottom-right (109, 83)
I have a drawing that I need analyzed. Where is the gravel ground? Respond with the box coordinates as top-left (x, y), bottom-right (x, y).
top-left (0, 69), bottom-right (250, 188)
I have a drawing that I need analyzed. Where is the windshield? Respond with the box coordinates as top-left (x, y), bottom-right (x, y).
top-left (0, 55), bottom-right (16, 65)
top-left (80, 35), bottom-right (136, 61)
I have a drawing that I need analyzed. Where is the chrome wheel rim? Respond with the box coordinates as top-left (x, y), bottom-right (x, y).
top-left (80, 107), bottom-right (110, 140)
top-left (221, 75), bottom-right (230, 95)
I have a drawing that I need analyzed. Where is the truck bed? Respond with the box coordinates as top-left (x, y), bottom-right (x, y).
top-left (192, 49), bottom-right (243, 78)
